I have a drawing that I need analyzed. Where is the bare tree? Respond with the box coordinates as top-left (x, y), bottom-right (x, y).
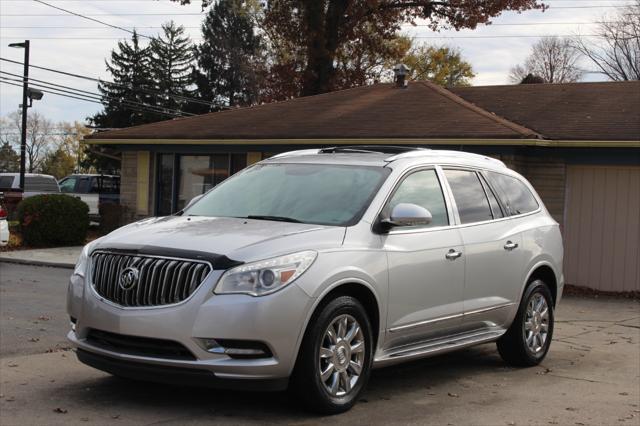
top-left (0, 111), bottom-right (55, 173)
top-left (509, 36), bottom-right (583, 83)
top-left (573, 1), bottom-right (640, 81)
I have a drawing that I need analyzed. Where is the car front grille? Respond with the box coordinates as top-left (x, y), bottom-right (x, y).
top-left (90, 251), bottom-right (211, 307)
top-left (86, 329), bottom-right (196, 360)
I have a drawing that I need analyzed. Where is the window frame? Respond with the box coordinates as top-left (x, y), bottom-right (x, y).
top-left (374, 165), bottom-right (456, 235)
top-left (442, 168), bottom-right (496, 225)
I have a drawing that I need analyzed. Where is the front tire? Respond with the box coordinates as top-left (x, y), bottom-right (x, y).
top-left (497, 279), bottom-right (554, 367)
top-left (291, 296), bottom-right (373, 414)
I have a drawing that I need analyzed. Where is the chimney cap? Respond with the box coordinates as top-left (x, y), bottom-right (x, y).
top-left (393, 63), bottom-right (411, 77)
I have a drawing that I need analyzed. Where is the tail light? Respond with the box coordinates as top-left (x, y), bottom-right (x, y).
top-left (0, 206), bottom-right (7, 219)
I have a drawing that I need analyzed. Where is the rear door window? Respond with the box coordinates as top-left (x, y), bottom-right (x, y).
top-left (485, 171), bottom-right (539, 216)
top-left (444, 169), bottom-right (493, 224)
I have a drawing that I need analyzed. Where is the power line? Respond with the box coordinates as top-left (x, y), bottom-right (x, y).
top-left (0, 57), bottom-right (220, 109)
top-left (0, 34), bottom-right (613, 40)
top-left (0, 78), bottom-right (189, 119)
top-left (31, 0), bottom-right (156, 40)
top-left (0, 70), bottom-right (195, 117)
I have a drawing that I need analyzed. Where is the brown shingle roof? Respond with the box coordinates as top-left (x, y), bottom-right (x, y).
top-left (88, 81), bottom-right (541, 141)
top-left (451, 81), bottom-right (640, 141)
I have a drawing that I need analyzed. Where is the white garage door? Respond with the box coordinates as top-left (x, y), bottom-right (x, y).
top-left (564, 165), bottom-right (640, 292)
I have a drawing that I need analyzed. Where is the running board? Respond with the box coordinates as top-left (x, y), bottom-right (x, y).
top-left (373, 328), bottom-right (506, 368)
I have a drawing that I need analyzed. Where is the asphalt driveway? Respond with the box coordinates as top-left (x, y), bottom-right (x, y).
top-left (1, 262), bottom-right (639, 425)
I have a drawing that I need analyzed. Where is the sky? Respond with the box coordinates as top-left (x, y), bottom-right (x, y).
top-left (0, 0), bottom-right (634, 124)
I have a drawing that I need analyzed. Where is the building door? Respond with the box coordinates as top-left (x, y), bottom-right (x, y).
top-left (564, 165), bottom-right (640, 292)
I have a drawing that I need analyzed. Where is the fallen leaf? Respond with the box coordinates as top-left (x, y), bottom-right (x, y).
top-left (566, 407), bottom-right (576, 411)
top-left (620, 392), bottom-right (629, 396)
top-left (53, 408), bottom-right (68, 414)
top-left (38, 316), bottom-right (50, 321)
top-left (7, 363), bottom-right (18, 367)
top-left (447, 392), bottom-right (459, 398)
top-left (111, 415), bottom-right (120, 419)
top-left (28, 337), bottom-right (39, 342)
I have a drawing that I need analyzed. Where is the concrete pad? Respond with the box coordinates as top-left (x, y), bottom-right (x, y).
top-left (0, 246), bottom-right (82, 269)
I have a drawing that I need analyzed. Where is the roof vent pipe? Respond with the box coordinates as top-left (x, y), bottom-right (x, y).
top-left (393, 64), bottom-right (410, 88)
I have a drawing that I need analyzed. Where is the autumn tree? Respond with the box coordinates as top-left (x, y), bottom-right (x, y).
top-left (509, 36), bottom-right (582, 84)
top-left (403, 45), bottom-right (475, 86)
top-left (173, 0), bottom-right (545, 96)
top-left (573, 1), bottom-right (640, 81)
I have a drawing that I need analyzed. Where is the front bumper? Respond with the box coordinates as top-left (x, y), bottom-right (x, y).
top-left (67, 270), bottom-right (315, 385)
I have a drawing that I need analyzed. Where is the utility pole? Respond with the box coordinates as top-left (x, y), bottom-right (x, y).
top-left (9, 40), bottom-right (30, 191)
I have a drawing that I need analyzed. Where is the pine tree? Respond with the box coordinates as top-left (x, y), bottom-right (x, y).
top-left (91, 31), bottom-right (158, 129)
top-left (195, 0), bottom-right (264, 110)
top-left (149, 21), bottom-right (197, 113)
top-left (0, 142), bottom-right (19, 172)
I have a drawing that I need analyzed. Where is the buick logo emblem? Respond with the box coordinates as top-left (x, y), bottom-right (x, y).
top-left (119, 267), bottom-right (139, 291)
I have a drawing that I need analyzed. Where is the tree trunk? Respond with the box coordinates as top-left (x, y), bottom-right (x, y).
top-left (300, 0), bottom-right (349, 96)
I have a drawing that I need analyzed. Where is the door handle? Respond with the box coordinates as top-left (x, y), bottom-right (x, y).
top-left (504, 241), bottom-right (519, 251)
top-left (445, 249), bottom-right (462, 260)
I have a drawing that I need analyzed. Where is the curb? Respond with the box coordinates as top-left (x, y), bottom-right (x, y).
top-left (0, 257), bottom-right (75, 269)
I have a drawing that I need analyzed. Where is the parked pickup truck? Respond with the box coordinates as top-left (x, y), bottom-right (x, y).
top-left (58, 174), bottom-right (120, 221)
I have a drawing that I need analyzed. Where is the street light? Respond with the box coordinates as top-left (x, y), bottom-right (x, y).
top-left (8, 40), bottom-right (33, 192)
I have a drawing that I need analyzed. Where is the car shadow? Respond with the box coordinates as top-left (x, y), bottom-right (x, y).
top-left (56, 343), bottom-right (512, 421)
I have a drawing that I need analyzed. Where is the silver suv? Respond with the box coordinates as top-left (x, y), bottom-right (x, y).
top-left (67, 147), bottom-right (564, 414)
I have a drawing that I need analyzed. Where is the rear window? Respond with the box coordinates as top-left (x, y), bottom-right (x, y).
top-left (485, 171), bottom-right (539, 215)
top-left (25, 176), bottom-right (59, 192)
top-left (0, 176), bottom-right (15, 189)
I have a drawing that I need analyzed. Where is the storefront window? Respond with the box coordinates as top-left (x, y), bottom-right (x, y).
top-left (157, 154), bottom-right (175, 216)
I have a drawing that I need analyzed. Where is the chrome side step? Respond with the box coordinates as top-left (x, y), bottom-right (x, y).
top-left (373, 328), bottom-right (506, 368)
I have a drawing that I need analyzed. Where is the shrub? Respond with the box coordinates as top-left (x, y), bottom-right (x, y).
top-left (17, 194), bottom-right (89, 247)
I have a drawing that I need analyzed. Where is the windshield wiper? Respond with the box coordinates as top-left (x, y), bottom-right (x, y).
top-left (246, 215), bottom-right (303, 223)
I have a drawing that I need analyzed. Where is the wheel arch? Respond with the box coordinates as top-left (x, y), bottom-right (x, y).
top-left (523, 261), bottom-right (560, 306)
top-left (290, 279), bottom-right (382, 374)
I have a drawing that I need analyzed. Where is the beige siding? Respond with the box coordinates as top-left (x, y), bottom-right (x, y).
top-left (120, 151), bottom-right (137, 214)
top-left (564, 165), bottom-right (640, 292)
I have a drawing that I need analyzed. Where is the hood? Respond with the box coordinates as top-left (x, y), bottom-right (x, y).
top-left (94, 216), bottom-right (345, 263)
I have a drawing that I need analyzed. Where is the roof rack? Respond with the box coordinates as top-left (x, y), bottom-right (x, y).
top-left (319, 145), bottom-right (429, 155)
top-left (386, 150), bottom-right (506, 168)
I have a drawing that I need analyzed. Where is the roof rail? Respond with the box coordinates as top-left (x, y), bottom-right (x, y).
top-left (268, 149), bottom-right (321, 159)
top-left (319, 145), bottom-right (429, 155)
top-left (386, 150), bottom-right (507, 168)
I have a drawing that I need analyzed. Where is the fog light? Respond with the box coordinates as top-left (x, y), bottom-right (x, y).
top-left (196, 338), bottom-right (272, 359)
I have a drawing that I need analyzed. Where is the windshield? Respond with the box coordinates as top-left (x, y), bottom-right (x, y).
top-left (185, 163), bottom-right (390, 226)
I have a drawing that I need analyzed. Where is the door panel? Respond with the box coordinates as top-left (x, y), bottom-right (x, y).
top-left (384, 228), bottom-right (465, 347)
top-left (382, 168), bottom-right (465, 348)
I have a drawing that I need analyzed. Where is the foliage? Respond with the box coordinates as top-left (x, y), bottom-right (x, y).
top-left (39, 147), bottom-right (76, 180)
top-left (195, 0), bottom-right (265, 109)
top-left (403, 45), bottom-right (475, 86)
top-left (172, 0), bottom-right (543, 96)
top-left (0, 142), bottom-right (19, 172)
top-left (519, 73), bottom-right (545, 84)
top-left (91, 31), bottom-right (159, 129)
top-left (17, 194), bottom-right (89, 247)
top-left (573, 1), bottom-right (640, 81)
top-left (0, 111), bottom-right (54, 173)
top-left (509, 37), bottom-right (582, 84)
top-left (149, 21), bottom-right (198, 113)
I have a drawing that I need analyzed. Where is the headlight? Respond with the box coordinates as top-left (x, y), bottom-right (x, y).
top-left (215, 251), bottom-right (317, 297)
top-left (73, 239), bottom-right (99, 277)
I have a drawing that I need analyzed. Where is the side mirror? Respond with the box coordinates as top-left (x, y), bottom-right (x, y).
top-left (184, 194), bottom-right (204, 210)
top-left (378, 203), bottom-right (432, 232)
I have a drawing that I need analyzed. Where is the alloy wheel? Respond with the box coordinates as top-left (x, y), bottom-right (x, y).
top-left (524, 292), bottom-right (550, 354)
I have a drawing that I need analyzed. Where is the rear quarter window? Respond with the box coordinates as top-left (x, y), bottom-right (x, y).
top-left (485, 171), bottom-right (539, 215)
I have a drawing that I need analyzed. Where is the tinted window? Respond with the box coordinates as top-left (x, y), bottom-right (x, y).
top-left (59, 177), bottom-right (77, 193)
top-left (444, 169), bottom-right (493, 224)
top-left (387, 169), bottom-right (448, 227)
top-left (0, 176), bottom-right (15, 189)
top-left (25, 176), bottom-right (59, 192)
top-left (486, 171), bottom-right (539, 215)
top-left (479, 174), bottom-right (504, 219)
top-left (100, 177), bottom-right (120, 194)
top-left (76, 177), bottom-right (91, 193)
top-left (186, 163), bottom-right (390, 226)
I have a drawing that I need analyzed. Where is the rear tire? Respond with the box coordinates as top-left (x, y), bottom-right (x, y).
top-left (291, 296), bottom-right (373, 414)
top-left (497, 279), bottom-right (554, 367)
